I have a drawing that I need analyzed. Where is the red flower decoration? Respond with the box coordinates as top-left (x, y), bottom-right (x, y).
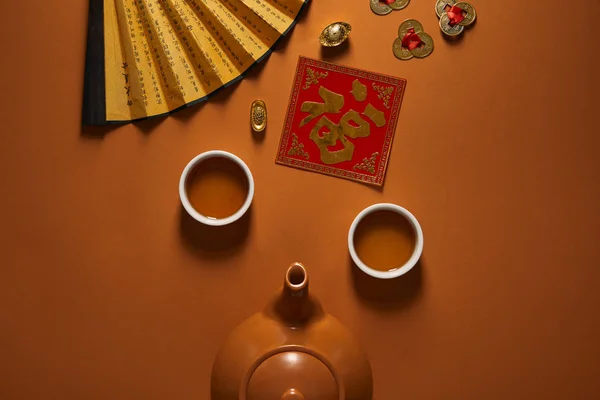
top-left (401, 28), bottom-right (423, 51)
top-left (447, 5), bottom-right (466, 26)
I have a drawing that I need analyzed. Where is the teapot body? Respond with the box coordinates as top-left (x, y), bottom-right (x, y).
top-left (211, 263), bottom-right (373, 400)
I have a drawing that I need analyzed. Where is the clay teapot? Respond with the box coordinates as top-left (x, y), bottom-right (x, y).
top-left (211, 263), bottom-right (373, 400)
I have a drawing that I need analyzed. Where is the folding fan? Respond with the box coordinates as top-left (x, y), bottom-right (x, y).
top-left (82, 0), bottom-right (309, 125)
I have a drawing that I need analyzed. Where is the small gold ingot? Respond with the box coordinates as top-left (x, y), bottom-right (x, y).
top-left (250, 100), bottom-right (267, 132)
top-left (319, 22), bottom-right (352, 47)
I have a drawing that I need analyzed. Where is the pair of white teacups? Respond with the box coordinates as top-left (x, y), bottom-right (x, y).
top-left (180, 150), bottom-right (423, 279)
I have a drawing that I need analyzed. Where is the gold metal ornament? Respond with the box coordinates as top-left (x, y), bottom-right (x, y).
top-left (436, 1), bottom-right (477, 37)
top-left (439, 13), bottom-right (465, 36)
top-left (371, 0), bottom-right (410, 15)
top-left (398, 19), bottom-right (424, 37)
top-left (393, 37), bottom-right (413, 60)
top-left (388, 0), bottom-right (410, 10)
top-left (393, 19), bottom-right (434, 61)
top-left (370, 0), bottom-right (393, 15)
top-left (435, 0), bottom-right (457, 18)
top-left (319, 22), bottom-right (352, 47)
top-left (455, 2), bottom-right (477, 26)
top-left (250, 100), bottom-right (267, 132)
top-left (411, 32), bottom-right (434, 58)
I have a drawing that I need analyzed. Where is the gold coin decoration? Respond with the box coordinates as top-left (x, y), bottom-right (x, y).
top-left (439, 13), bottom-right (465, 36)
top-left (388, 0), bottom-right (410, 10)
top-left (436, 1), bottom-right (477, 37)
top-left (411, 32), bottom-right (434, 58)
top-left (393, 19), bottom-right (434, 61)
top-left (435, 0), bottom-right (457, 18)
top-left (398, 19), bottom-right (424, 37)
top-left (392, 37), bottom-right (413, 60)
top-left (370, 0), bottom-right (392, 15)
top-left (455, 2), bottom-right (477, 26)
top-left (370, 0), bottom-right (410, 16)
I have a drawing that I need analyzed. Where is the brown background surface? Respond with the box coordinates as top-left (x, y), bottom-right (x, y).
top-left (1, 0), bottom-right (599, 398)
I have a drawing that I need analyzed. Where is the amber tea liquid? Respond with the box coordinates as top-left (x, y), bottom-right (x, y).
top-left (353, 210), bottom-right (416, 272)
top-left (185, 157), bottom-right (248, 219)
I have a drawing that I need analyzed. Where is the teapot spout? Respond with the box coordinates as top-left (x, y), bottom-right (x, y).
top-left (284, 262), bottom-right (309, 297)
top-left (269, 263), bottom-right (324, 327)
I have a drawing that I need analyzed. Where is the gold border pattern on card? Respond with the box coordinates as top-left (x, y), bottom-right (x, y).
top-left (353, 152), bottom-right (379, 174)
top-left (303, 68), bottom-right (329, 90)
top-left (372, 83), bottom-right (394, 109)
top-left (287, 133), bottom-right (310, 160)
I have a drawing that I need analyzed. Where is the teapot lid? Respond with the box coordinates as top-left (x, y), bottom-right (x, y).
top-left (246, 350), bottom-right (339, 400)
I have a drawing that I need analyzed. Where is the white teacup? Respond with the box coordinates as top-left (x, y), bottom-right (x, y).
top-left (179, 150), bottom-right (254, 227)
top-left (348, 203), bottom-right (423, 279)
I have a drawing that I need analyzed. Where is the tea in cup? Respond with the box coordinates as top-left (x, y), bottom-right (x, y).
top-left (179, 150), bottom-right (254, 226)
top-left (348, 203), bottom-right (423, 279)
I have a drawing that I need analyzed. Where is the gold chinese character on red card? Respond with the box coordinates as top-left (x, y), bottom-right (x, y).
top-left (276, 56), bottom-right (406, 186)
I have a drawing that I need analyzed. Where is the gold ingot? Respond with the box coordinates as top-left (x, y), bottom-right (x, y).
top-left (250, 100), bottom-right (267, 132)
top-left (319, 22), bottom-right (352, 47)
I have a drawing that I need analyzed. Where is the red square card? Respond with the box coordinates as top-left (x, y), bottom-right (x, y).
top-left (276, 56), bottom-right (407, 186)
